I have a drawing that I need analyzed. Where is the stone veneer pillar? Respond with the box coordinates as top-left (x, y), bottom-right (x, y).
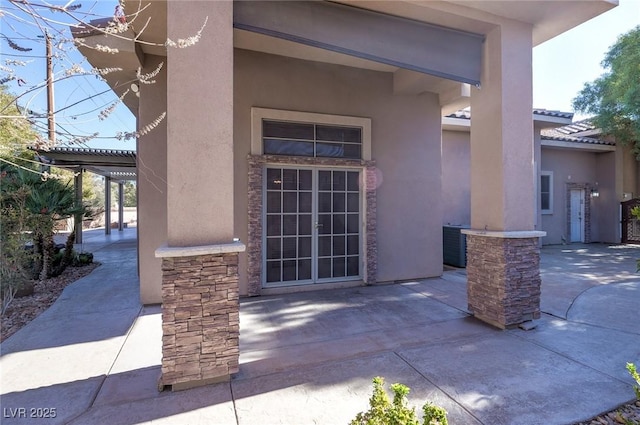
top-left (155, 242), bottom-right (245, 391)
top-left (462, 230), bottom-right (545, 329)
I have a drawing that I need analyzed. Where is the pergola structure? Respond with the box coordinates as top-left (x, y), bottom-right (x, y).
top-left (35, 147), bottom-right (137, 243)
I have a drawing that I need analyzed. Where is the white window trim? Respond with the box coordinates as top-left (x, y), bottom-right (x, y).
top-left (251, 107), bottom-right (372, 160)
top-left (540, 171), bottom-right (553, 215)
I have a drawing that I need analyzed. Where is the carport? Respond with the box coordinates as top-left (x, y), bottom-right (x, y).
top-left (35, 147), bottom-right (136, 243)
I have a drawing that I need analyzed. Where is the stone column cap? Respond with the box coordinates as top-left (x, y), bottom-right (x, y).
top-left (155, 240), bottom-right (246, 258)
top-left (461, 229), bottom-right (546, 238)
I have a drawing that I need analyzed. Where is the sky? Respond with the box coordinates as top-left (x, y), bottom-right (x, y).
top-left (532, 0), bottom-right (640, 118)
top-left (1, 0), bottom-right (136, 151)
top-left (1, 0), bottom-right (639, 150)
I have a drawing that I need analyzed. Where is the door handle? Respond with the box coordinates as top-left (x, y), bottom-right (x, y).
top-left (314, 222), bottom-right (323, 229)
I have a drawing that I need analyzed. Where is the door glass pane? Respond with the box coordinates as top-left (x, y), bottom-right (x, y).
top-left (299, 170), bottom-right (312, 190)
top-left (266, 215), bottom-right (281, 236)
top-left (283, 215), bottom-right (297, 235)
top-left (347, 235), bottom-right (359, 255)
top-left (347, 193), bottom-right (359, 212)
top-left (333, 193), bottom-right (345, 212)
top-left (333, 236), bottom-right (345, 256)
top-left (266, 238), bottom-right (281, 259)
top-left (282, 237), bottom-right (297, 258)
top-left (318, 236), bottom-right (331, 257)
top-left (298, 259), bottom-right (311, 280)
top-left (347, 256), bottom-right (359, 276)
top-left (299, 192), bottom-right (312, 213)
top-left (318, 214), bottom-right (332, 234)
top-left (282, 260), bottom-right (297, 281)
top-left (267, 192), bottom-right (281, 213)
top-left (318, 258), bottom-right (332, 279)
top-left (319, 192), bottom-right (332, 213)
top-left (299, 237), bottom-right (312, 258)
top-left (333, 257), bottom-right (346, 277)
top-left (267, 168), bottom-right (282, 190)
top-left (333, 214), bottom-right (345, 234)
top-left (332, 171), bottom-right (346, 190)
top-left (347, 214), bottom-right (359, 234)
top-left (283, 192), bottom-right (297, 213)
top-left (282, 169), bottom-right (298, 190)
top-left (347, 172), bottom-right (359, 191)
top-left (319, 171), bottom-right (332, 191)
top-left (299, 214), bottom-right (312, 235)
top-left (266, 261), bottom-right (281, 283)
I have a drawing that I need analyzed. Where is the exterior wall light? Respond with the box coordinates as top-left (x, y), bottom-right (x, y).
top-left (590, 188), bottom-right (600, 198)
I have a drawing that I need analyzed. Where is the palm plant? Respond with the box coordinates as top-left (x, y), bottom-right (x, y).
top-left (1, 164), bottom-right (91, 280)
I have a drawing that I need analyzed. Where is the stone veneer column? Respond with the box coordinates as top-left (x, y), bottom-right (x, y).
top-left (156, 242), bottom-right (245, 391)
top-left (467, 22), bottom-right (541, 329)
top-left (159, 1), bottom-right (239, 390)
top-left (463, 230), bottom-right (545, 329)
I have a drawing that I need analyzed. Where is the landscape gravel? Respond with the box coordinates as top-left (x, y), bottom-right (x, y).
top-left (1, 262), bottom-right (99, 342)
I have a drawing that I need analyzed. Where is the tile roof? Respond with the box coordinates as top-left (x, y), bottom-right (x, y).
top-left (549, 119), bottom-right (598, 135)
top-left (541, 128), bottom-right (614, 146)
top-left (445, 110), bottom-right (612, 147)
top-left (445, 109), bottom-right (574, 120)
top-left (532, 109), bottom-right (574, 119)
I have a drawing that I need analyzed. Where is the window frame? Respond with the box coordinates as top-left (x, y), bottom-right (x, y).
top-left (251, 107), bottom-right (372, 160)
top-left (540, 171), bottom-right (553, 215)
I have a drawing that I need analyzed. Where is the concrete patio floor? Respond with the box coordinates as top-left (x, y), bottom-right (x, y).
top-left (1, 228), bottom-right (639, 424)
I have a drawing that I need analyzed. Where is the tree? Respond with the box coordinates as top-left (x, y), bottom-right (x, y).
top-left (1, 163), bottom-right (90, 280)
top-left (123, 181), bottom-right (136, 207)
top-left (0, 85), bottom-right (37, 163)
top-left (572, 26), bottom-right (640, 157)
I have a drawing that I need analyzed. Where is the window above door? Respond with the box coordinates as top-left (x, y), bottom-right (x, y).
top-left (251, 108), bottom-right (372, 160)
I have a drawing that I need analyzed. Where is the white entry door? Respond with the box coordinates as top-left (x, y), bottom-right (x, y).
top-left (570, 189), bottom-right (585, 243)
top-left (263, 167), bottom-right (362, 287)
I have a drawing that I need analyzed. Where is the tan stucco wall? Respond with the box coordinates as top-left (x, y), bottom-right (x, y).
top-left (596, 151), bottom-right (618, 243)
top-left (442, 126), bottom-right (624, 246)
top-left (469, 21), bottom-right (535, 232)
top-left (541, 147), bottom-right (619, 245)
top-left (166, 1), bottom-right (234, 247)
top-left (138, 54), bottom-right (167, 304)
top-left (234, 49), bottom-right (443, 294)
top-left (619, 144), bottom-right (639, 199)
top-left (442, 130), bottom-right (470, 226)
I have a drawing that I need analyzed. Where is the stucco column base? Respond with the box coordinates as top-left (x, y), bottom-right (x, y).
top-left (462, 230), bottom-right (545, 329)
top-left (155, 242), bottom-right (246, 391)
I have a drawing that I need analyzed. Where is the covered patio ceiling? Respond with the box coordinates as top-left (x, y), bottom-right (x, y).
top-left (72, 0), bottom-right (617, 116)
top-left (35, 147), bottom-right (137, 182)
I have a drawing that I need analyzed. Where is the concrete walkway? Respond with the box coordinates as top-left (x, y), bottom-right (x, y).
top-left (1, 232), bottom-right (639, 425)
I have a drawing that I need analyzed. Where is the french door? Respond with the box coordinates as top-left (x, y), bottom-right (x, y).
top-left (570, 189), bottom-right (585, 243)
top-left (263, 166), bottom-right (362, 287)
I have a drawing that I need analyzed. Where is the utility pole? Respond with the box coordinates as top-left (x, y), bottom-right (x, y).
top-left (45, 30), bottom-right (55, 144)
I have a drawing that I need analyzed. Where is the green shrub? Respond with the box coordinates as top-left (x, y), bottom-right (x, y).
top-left (423, 402), bottom-right (448, 425)
top-left (74, 252), bottom-right (93, 266)
top-left (627, 362), bottom-right (640, 400)
top-left (350, 377), bottom-right (448, 425)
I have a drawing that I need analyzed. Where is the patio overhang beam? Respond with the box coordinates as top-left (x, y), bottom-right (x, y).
top-left (233, 1), bottom-right (484, 86)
